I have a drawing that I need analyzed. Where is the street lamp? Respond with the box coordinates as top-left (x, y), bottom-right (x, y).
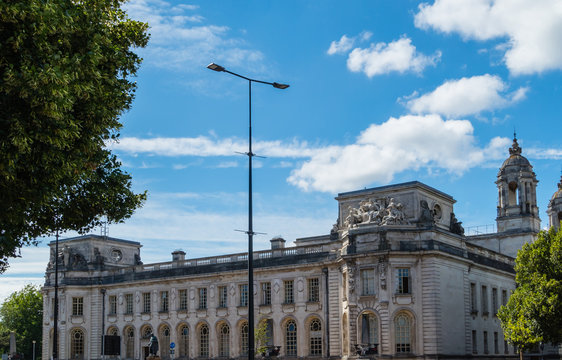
top-left (207, 63), bottom-right (289, 360)
top-left (32, 340), bottom-right (36, 360)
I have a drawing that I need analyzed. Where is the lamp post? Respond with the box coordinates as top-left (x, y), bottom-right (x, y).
top-left (207, 63), bottom-right (288, 360)
top-left (32, 340), bottom-right (36, 360)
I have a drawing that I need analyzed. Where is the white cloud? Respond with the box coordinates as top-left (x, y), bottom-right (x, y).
top-left (327, 35), bottom-right (355, 55)
top-left (327, 32), bottom-right (373, 55)
top-left (404, 74), bottom-right (528, 117)
top-left (414, 0), bottom-right (562, 75)
top-left (288, 114), bottom-right (510, 192)
top-left (526, 147), bottom-right (562, 160)
top-left (346, 37), bottom-right (441, 77)
top-left (125, 0), bottom-right (264, 71)
top-left (109, 136), bottom-right (319, 158)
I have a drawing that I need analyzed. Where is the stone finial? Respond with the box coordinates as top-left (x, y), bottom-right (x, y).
top-left (509, 134), bottom-right (522, 156)
top-left (270, 237), bottom-right (286, 249)
top-left (558, 173), bottom-right (562, 190)
top-left (172, 250), bottom-right (186, 261)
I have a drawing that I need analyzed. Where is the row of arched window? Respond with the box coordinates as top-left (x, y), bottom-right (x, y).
top-left (61, 317), bottom-right (324, 359)
top-left (59, 311), bottom-right (412, 359)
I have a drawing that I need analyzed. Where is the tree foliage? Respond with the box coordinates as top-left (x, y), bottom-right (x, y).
top-left (0, 285), bottom-right (43, 359)
top-left (498, 226), bottom-right (562, 353)
top-left (0, 0), bottom-right (150, 272)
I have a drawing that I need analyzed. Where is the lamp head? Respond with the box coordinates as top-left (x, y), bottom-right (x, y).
top-left (273, 82), bottom-right (289, 89)
top-left (207, 63), bottom-right (225, 72)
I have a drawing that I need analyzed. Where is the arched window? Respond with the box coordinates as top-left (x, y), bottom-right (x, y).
top-left (199, 324), bottom-right (209, 358)
top-left (179, 325), bottom-right (189, 359)
top-left (142, 325), bottom-right (153, 339)
top-left (285, 320), bottom-right (297, 356)
top-left (107, 327), bottom-right (119, 336)
top-left (160, 325), bottom-right (171, 359)
top-left (70, 328), bottom-right (85, 360)
top-left (125, 327), bottom-right (135, 359)
top-left (309, 319), bottom-right (322, 356)
top-left (395, 314), bottom-right (412, 353)
top-left (218, 323), bottom-right (230, 357)
top-left (360, 312), bottom-right (378, 347)
top-left (508, 182), bottom-right (518, 206)
top-left (240, 322), bottom-right (249, 356)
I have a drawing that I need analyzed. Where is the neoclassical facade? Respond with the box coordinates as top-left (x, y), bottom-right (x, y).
top-left (42, 137), bottom-right (562, 360)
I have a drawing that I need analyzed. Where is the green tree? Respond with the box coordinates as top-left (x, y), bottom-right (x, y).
top-left (0, 285), bottom-right (43, 359)
top-left (255, 320), bottom-right (270, 356)
top-left (0, 0), bottom-right (150, 272)
top-left (498, 226), bottom-right (562, 359)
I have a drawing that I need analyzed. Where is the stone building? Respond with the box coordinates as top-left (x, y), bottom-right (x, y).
top-left (42, 138), bottom-right (562, 360)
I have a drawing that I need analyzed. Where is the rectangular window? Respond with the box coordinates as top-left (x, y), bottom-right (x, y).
top-left (142, 292), bottom-right (151, 313)
top-left (361, 269), bottom-right (375, 295)
top-left (472, 330), bottom-right (477, 354)
top-left (397, 268), bottom-right (410, 294)
top-left (284, 280), bottom-right (294, 304)
top-left (494, 332), bottom-right (499, 354)
top-left (72, 297), bottom-right (83, 316)
top-left (198, 288), bottom-right (207, 309)
top-left (492, 288), bottom-right (498, 315)
top-left (125, 294), bottom-right (133, 314)
top-left (179, 289), bottom-right (188, 311)
top-left (483, 331), bottom-right (489, 354)
top-left (109, 295), bottom-right (117, 315)
top-left (160, 291), bottom-right (169, 312)
top-left (482, 285), bottom-right (489, 315)
top-left (308, 278), bottom-right (320, 302)
top-left (502, 289), bottom-right (508, 306)
top-left (239, 284), bottom-right (248, 307)
top-left (218, 286), bottom-right (228, 308)
top-left (470, 283), bottom-right (477, 314)
top-left (261, 282), bottom-right (271, 305)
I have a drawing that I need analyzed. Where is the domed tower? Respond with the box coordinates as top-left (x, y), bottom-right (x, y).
top-left (547, 174), bottom-right (562, 230)
top-left (496, 135), bottom-right (540, 233)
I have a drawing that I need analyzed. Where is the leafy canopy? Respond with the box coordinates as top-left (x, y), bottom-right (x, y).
top-left (0, 0), bottom-right (150, 272)
top-left (0, 285), bottom-right (43, 359)
top-left (498, 226), bottom-right (562, 350)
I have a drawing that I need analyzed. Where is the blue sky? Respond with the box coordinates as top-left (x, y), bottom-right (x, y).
top-left (2, 0), bottom-right (562, 301)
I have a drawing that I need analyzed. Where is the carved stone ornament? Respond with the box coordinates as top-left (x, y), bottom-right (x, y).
top-left (377, 257), bottom-right (388, 290)
top-left (449, 212), bottom-right (465, 235)
top-left (347, 265), bottom-right (356, 293)
top-left (344, 197), bottom-right (409, 229)
top-left (418, 200), bottom-right (435, 225)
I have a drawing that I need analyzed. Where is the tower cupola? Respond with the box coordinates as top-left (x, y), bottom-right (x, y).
top-left (496, 135), bottom-right (540, 233)
top-left (547, 174), bottom-right (562, 230)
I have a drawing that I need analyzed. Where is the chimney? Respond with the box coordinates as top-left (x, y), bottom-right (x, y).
top-left (270, 237), bottom-right (286, 250)
top-left (172, 250), bottom-right (186, 261)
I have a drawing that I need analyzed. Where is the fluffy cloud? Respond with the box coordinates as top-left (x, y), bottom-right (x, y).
top-left (404, 74), bottom-right (528, 117)
top-left (125, 0), bottom-right (264, 71)
top-left (346, 37), bottom-right (441, 77)
top-left (327, 32), bottom-right (373, 55)
top-left (327, 35), bottom-right (355, 55)
top-left (288, 115), bottom-right (510, 192)
top-left (414, 0), bottom-right (562, 75)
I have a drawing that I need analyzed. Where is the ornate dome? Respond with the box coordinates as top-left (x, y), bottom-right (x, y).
top-left (500, 136), bottom-right (531, 169)
top-left (551, 175), bottom-right (562, 202)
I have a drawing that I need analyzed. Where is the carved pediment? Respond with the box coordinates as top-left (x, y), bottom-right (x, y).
top-left (343, 197), bottom-right (409, 229)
